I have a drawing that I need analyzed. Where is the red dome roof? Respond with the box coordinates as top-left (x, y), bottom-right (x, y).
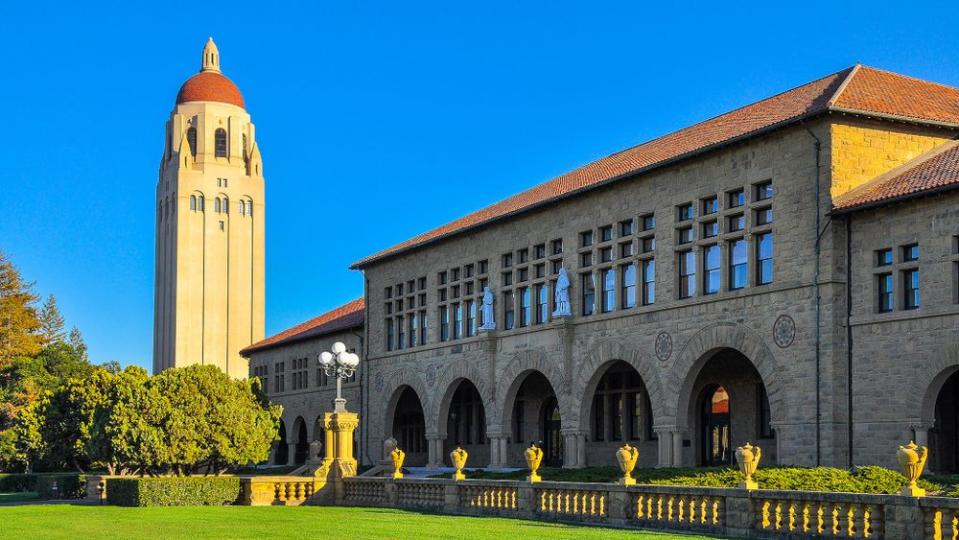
top-left (176, 71), bottom-right (245, 108)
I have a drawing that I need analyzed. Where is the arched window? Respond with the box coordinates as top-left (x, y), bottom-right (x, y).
top-left (238, 200), bottom-right (246, 216)
top-left (222, 196), bottom-right (229, 214)
top-left (214, 128), bottom-right (227, 158)
top-left (190, 195), bottom-right (197, 211)
top-left (198, 195), bottom-right (205, 212)
top-left (242, 133), bottom-right (248, 158)
top-left (246, 199), bottom-right (253, 217)
top-left (186, 127), bottom-right (197, 156)
top-left (214, 197), bottom-right (222, 213)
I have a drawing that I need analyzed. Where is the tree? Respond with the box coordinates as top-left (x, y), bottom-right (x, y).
top-left (0, 250), bottom-right (42, 368)
top-left (38, 295), bottom-right (66, 344)
top-left (38, 369), bottom-right (115, 472)
top-left (68, 327), bottom-right (87, 363)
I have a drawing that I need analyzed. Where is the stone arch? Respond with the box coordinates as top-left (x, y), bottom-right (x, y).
top-left (494, 349), bottom-right (570, 431)
top-left (670, 322), bottom-right (783, 430)
top-left (380, 368), bottom-right (432, 436)
top-left (917, 344), bottom-right (959, 426)
top-left (291, 416), bottom-right (309, 465)
top-left (575, 339), bottom-right (666, 430)
top-left (431, 364), bottom-right (493, 440)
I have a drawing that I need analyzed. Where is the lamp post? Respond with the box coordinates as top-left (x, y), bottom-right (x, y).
top-left (318, 341), bottom-right (360, 413)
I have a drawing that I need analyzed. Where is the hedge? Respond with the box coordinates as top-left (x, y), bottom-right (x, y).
top-left (107, 476), bottom-right (242, 507)
top-left (35, 474), bottom-right (86, 499)
top-left (0, 473), bottom-right (37, 493)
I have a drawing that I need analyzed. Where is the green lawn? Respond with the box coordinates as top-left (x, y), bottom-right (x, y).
top-left (0, 504), bottom-right (730, 540)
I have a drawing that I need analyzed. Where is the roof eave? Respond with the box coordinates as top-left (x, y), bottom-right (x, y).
top-left (240, 322), bottom-right (364, 357)
top-left (831, 182), bottom-right (959, 216)
top-left (351, 109), bottom-right (834, 270)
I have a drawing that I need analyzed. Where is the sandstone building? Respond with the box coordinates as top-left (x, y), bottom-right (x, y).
top-left (246, 65), bottom-right (959, 473)
top-left (154, 39), bottom-right (265, 378)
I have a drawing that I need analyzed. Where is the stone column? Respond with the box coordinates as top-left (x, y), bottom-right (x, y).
top-left (671, 430), bottom-right (684, 467)
top-left (487, 432), bottom-right (509, 469)
top-left (426, 435), bottom-right (444, 468)
top-left (287, 443), bottom-right (297, 464)
top-left (655, 428), bottom-right (673, 467)
top-left (561, 430), bottom-right (587, 468)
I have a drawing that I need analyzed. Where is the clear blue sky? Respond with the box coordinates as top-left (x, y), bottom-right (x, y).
top-left (1, 2), bottom-right (957, 369)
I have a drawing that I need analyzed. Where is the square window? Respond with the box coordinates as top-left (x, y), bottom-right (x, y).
top-left (535, 263), bottom-right (546, 278)
top-left (385, 287), bottom-right (393, 299)
top-left (728, 188), bottom-right (745, 208)
top-left (702, 220), bottom-right (718, 238)
top-left (600, 225), bottom-right (613, 242)
top-left (755, 181), bottom-right (773, 201)
top-left (518, 249), bottom-right (529, 264)
top-left (451, 268), bottom-right (460, 282)
top-left (551, 259), bottom-right (562, 274)
top-left (755, 207), bottom-right (773, 226)
top-left (396, 283), bottom-right (404, 296)
top-left (534, 244), bottom-right (546, 259)
top-left (903, 268), bottom-right (920, 309)
top-left (620, 220), bottom-right (634, 237)
top-left (902, 244), bottom-right (919, 262)
top-left (518, 267), bottom-right (529, 282)
top-left (439, 289), bottom-right (447, 302)
top-left (551, 239), bottom-right (563, 255)
top-left (877, 273), bottom-right (893, 313)
top-left (642, 214), bottom-right (656, 231)
top-left (727, 214), bottom-right (745, 232)
top-left (463, 264), bottom-right (474, 278)
top-left (678, 203), bottom-right (694, 221)
top-left (620, 241), bottom-right (634, 258)
top-left (581, 252), bottom-right (592, 267)
top-left (678, 226), bottom-right (694, 244)
top-left (642, 237), bottom-right (656, 253)
top-left (478, 260), bottom-right (489, 274)
top-left (465, 282), bottom-right (474, 295)
top-left (600, 247), bottom-right (613, 263)
top-left (451, 285), bottom-right (460, 298)
top-left (502, 271), bottom-right (513, 286)
top-left (702, 196), bottom-right (719, 215)
top-left (419, 293), bottom-right (427, 306)
top-left (385, 303), bottom-right (393, 315)
top-left (502, 253), bottom-right (513, 268)
top-left (581, 230), bottom-right (594, 247)
top-left (418, 277), bottom-right (427, 290)
top-left (876, 248), bottom-right (893, 266)
top-left (438, 271), bottom-right (447, 285)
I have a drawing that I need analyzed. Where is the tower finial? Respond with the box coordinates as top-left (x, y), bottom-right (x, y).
top-left (201, 37), bottom-right (220, 73)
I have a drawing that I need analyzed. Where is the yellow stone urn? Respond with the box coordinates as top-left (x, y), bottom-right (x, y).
top-left (524, 444), bottom-right (544, 483)
top-left (735, 442), bottom-right (761, 490)
top-left (615, 444), bottom-right (639, 486)
top-left (450, 447), bottom-right (468, 481)
top-left (896, 441), bottom-right (928, 497)
top-left (390, 447), bottom-right (406, 479)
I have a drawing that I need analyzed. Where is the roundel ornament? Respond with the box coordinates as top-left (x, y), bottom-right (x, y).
top-left (773, 315), bottom-right (796, 348)
top-left (655, 332), bottom-right (673, 362)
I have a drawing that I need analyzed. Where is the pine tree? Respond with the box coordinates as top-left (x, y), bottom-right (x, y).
top-left (38, 295), bottom-right (66, 344)
top-left (69, 327), bottom-right (88, 363)
top-left (0, 250), bottom-right (42, 367)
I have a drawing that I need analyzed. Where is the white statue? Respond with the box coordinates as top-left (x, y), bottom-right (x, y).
top-left (552, 267), bottom-right (572, 317)
top-left (480, 286), bottom-right (496, 330)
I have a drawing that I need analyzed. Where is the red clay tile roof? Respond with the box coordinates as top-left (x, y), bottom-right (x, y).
top-left (351, 65), bottom-right (959, 269)
top-left (176, 71), bottom-right (245, 108)
top-left (240, 298), bottom-right (364, 356)
top-left (833, 140), bottom-right (959, 212)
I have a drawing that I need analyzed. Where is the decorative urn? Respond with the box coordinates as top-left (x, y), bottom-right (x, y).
top-left (896, 441), bottom-right (928, 497)
top-left (390, 447), bottom-right (406, 480)
top-left (524, 444), bottom-right (544, 483)
top-left (615, 444), bottom-right (639, 486)
top-left (735, 442), bottom-right (761, 490)
top-left (450, 447), bottom-right (469, 481)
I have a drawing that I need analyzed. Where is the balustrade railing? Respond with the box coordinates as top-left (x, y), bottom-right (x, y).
top-left (922, 497), bottom-right (959, 540)
top-left (395, 479), bottom-right (445, 508)
top-left (629, 486), bottom-right (725, 531)
top-left (752, 491), bottom-right (885, 538)
top-left (535, 485), bottom-right (607, 518)
top-left (459, 481), bottom-right (518, 511)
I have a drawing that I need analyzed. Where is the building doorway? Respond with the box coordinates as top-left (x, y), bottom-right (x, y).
top-left (702, 385), bottom-right (731, 466)
top-left (275, 420), bottom-right (289, 465)
top-left (509, 371), bottom-right (562, 467)
top-left (293, 417), bottom-right (309, 465)
top-left (933, 370), bottom-right (959, 473)
top-left (391, 386), bottom-right (428, 466)
top-left (443, 380), bottom-right (487, 465)
top-left (541, 396), bottom-right (563, 467)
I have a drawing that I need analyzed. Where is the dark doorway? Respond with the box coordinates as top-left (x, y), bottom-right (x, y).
top-left (444, 380), bottom-right (488, 465)
top-left (702, 385), bottom-right (731, 466)
top-left (541, 396), bottom-right (563, 467)
top-left (392, 386), bottom-right (427, 466)
top-left (275, 420), bottom-right (289, 465)
top-left (933, 371), bottom-right (959, 473)
top-left (293, 418), bottom-right (309, 465)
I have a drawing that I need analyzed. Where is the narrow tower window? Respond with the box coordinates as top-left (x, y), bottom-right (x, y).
top-left (222, 196), bottom-right (229, 214)
top-left (215, 197), bottom-right (222, 213)
top-left (198, 195), bottom-right (205, 212)
top-left (215, 128), bottom-right (228, 158)
top-left (186, 127), bottom-right (197, 156)
top-left (190, 195), bottom-right (197, 211)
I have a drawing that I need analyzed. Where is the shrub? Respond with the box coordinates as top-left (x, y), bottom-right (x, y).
top-left (35, 474), bottom-right (86, 499)
top-left (0, 473), bottom-right (37, 492)
top-left (107, 476), bottom-right (241, 507)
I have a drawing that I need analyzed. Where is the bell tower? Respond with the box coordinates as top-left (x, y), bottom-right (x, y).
top-left (153, 38), bottom-right (265, 378)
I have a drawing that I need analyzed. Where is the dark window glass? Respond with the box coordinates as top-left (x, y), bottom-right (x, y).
top-left (704, 244), bottom-right (721, 294)
top-left (397, 315), bottom-right (405, 349)
top-left (703, 220), bottom-right (718, 238)
top-left (642, 214), bottom-right (656, 231)
top-left (755, 207), bottom-right (773, 226)
top-left (728, 188), bottom-right (745, 208)
top-left (757, 233), bottom-right (773, 285)
top-left (600, 247), bottom-right (613, 263)
top-left (504, 291), bottom-right (515, 329)
top-left (756, 181), bottom-right (773, 201)
top-left (420, 310), bottom-right (428, 344)
top-left (622, 265), bottom-right (636, 309)
top-left (581, 231), bottom-right (593, 247)
top-left (518, 249), bottom-right (528, 264)
top-left (620, 241), bottom-right (634, 258)
top-left (409, 314), bottom-right (417, 347)
top-left (729, 239), bottom-right (748, 290)
top-left (678, 227), bottom-right (694, 244)
top-left (903, 244), bottom-right (920, 262)
top-left (466, 301), bottom-right (476, 336)
top-left (502, 253), bottom-right (513, 267)
top-left (702, 196), bottom-right (719, 215)
top-left (601, 269), bottom-right (615, 312)
top-left (214, 128), bottom-right (228, 158)
top-left (878, 273), bottom-right (894, 313)
top-left (551, 239), bottom-right (563, 255)
top-left (600, 225), bottom-right (613, 242)
top-left (581, 252), bottom-right (592, 267)
top-left (536, 284), bottom-right (548, 323)
top-left (678, 203), bottom-right (694, 221)
top-left (903, 269), bottom-right (920, 309)
top-left (679, 251), bottom-right (696, 298)
top-left (582, 273), bottom-right (595, 316)
top-left (534, 244), bottom-right (546, 259)
top-left (727, 214), bottom-right (745, 232)
top-left (519, 288), bottom-right (531, 327)
top-left (440, 307), bottom-right (449, 341)
top-left (502, 272), bottom-right (513, 286)
top-left (642, 237), bottom-right (656, 253)
top-left (877, 249), bottom-right (893, 266)
top-left (642, 260), bottom-right (655, 305)
top-left (386, 319), bottom-right (394, 351)
top-left (620, 220), bottom-right (634, 237)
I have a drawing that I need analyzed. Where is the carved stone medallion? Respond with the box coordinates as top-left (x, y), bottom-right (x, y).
top-left (655, 332), bottom-right (672, 362)
top-left (773, 315), bottom-right (796, 348)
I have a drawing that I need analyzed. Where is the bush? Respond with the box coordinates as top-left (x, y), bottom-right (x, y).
top-left (35, 474), bottom-right (86, 499)
top-left (0, 473), bottom-right (38, 492)
top-left (107, 476), bottom-right (241, 507)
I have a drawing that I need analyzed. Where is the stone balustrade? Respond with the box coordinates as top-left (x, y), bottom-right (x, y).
top-left (338, 476), bottom-right (959, 539)
top-left (238, 476), bottom-right (318, 506)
